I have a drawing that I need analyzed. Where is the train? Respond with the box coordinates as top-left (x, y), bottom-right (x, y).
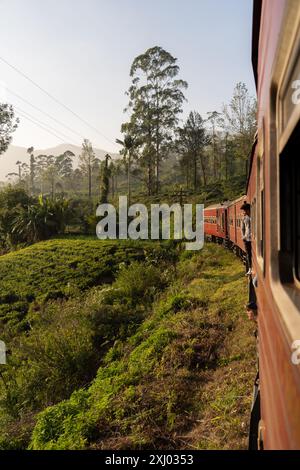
top-left (203, 0), bottom-right (300, 450)
top-left (204, 197), bottom-right (246, 256)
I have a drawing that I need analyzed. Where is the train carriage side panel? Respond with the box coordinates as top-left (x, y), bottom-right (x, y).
top-left (204, 207), bottom-right (218, 238)
top-left (250, 0), bottom-right (300, 449)
top-left (228, 202), bottom-right (237, 245)
top-left (204, 204), bottom-right (228, 240)
top-left (235, 196), bottom-right (247, 251)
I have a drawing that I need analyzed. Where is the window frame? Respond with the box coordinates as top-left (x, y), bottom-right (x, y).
top-left (267, 8), bottom-right (300, 317)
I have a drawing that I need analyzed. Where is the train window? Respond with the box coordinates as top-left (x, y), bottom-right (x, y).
top-left (261, 189), bottom-right (265, 259)
top-left (279, 122), bottom-right (300, 282)
top-left (256, 154), bottom-right (265, 265)
top-left (252, 198), bottom-right (256, 241)
top-left (256, 157), bottom-right (260, 250)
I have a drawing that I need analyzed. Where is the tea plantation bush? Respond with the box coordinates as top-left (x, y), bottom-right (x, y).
top-left (0, 239), bottom-right (178, 449)
top-left (0, 238), bottom-right (163, 335)
top-left (28, 245), bottom-right (254, 451)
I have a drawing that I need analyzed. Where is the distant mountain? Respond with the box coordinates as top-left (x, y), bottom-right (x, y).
top-left (0, 144), bottom-right (120, 182)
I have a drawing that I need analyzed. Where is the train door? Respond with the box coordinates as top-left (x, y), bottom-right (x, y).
top-left (221, 211), bottom-right (226, 237)
top-left (234, 205), bottom-right (237, 243)
top-left (216, 209), bottom-right (220, 234)
top-left (225, 209), bottom-right (229, 239)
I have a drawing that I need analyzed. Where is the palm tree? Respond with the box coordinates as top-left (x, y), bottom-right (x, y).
top-left (12, 200), bottom-right (49, 243)
top-left (11, 196), bottom-right (71, 243)
top-left (116, 135), bottom-right (138, 205)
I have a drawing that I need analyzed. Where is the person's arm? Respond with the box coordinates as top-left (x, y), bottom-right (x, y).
top-left (244, 216), bottom-right (251, 241)
top-left (241, 218), bottom-right (246, 240)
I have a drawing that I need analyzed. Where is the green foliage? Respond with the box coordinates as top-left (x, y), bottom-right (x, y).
top-left (113, 262), bottom-right (162, 303)
top-left (1, 300), bottom-right (96, 418)
top-left (0, 103), bottom-right (19, 155)
top-left (0, 186), bottom-right (31, 209)
top-left (28, 244), bottom-right (255, 450)
top-left (176, 111), bottom-right (210, 189)
top-left (122, 46), bottom-right (188, 195)
top-left (0, 239), bottom-right (162, 334)
top-left (99, 154), bottom-right (111, 204)
top-left (0, 240), bottom-right (175, 449)
top-left (11, 196), bottom-right (72, 244)
top-left (0, 187), bottom-right (32, 250)
top-left (0, 188), bottom-right (75, 249)
top-left (221, 82), bottom-right (257, 172)
top-left (79, 139), bottom-right (98, 199)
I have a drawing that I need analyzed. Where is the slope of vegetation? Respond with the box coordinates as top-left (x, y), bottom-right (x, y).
top-left (0, 238), bottom-right (163, 335)
top-left (0, 238), bottom-right (178, 449)
top-left (24, 244), bottom-right (256, 450)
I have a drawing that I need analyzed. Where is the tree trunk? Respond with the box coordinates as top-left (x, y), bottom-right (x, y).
top-left (128, 153), bottom-right (131, 205)
top-left (88, 165), bottom-right (92, 199)
top-left (212, 124), bottom-right (217, 180)
top-left (225, 133), bottom-right (228, 181)
top-left (147, 163), bottom-right (152, 196)
top-left (199, 154), bottom-right (207, 186)
top-left (111, 176), bottom-right (115, 197)
top-left (193, 154), bottom-right (197, 193)
top-left (30, 155), bottom-right (35, 195)
top-left (186, 163), bottom-right (189, 189)
top-left (155, 156), bottom-right (160, 194)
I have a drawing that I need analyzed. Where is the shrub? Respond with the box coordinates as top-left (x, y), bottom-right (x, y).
top-left (11, 196), bottom-right (72, 244)
top-left (113, 262), bottom-right (162, 304)
top-left (1, 299), bottom-right (96, 417)
top-left (0, 239), bottom-right (162, 333)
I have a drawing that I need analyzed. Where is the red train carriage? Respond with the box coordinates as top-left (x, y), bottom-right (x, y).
top-left (249, 0), bottom-right (300, 449)
top-left (227, 196), bottom-right (247, 253)
top-left (204, 203), bottom-right (228, 243)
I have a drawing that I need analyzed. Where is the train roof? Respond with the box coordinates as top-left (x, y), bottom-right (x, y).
top-left (227, 195), bottom-right (247, 207)
top-left (204, 197), bottom-right (247, 211)
top-left (247, 0), bottom-right (261, 192)
top-left (204, 201), bottom-right (231, 210)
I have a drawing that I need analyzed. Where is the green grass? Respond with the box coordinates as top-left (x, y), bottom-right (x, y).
top-left (0, 241), bottom-right (177, 449)
top-left (0, 240), bottom-right (255, 450)
top-left (0, 238), bottom-right (162, 333)
top-left (29, 244), bottom-right (256, 450)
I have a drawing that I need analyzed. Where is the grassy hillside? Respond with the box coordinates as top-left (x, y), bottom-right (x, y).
top-left (113, 175), bottom-right (246, 208)
top-left (26, 244), bottom-right (256, 450)
top-left (0, 238), bottom-right (163, 334)
top-left (0, 238), bottom-right (256, 450)
top-left (0, 238), bottom-right (178, 449)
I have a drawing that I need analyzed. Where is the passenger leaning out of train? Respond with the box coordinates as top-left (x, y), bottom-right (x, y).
top-left (246, 301), bottom-right (257, 323)
top-left (240, 202), bottom-right (252, 276)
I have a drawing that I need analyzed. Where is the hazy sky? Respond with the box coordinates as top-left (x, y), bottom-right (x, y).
top-left (0, 0), bottom-right (255, 152)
